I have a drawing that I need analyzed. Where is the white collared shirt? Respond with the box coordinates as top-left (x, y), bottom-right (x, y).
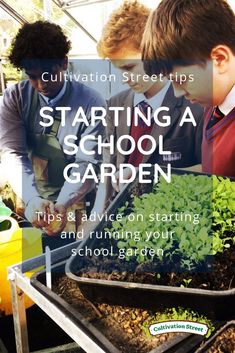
top-left (40, 81), bottom-right (67, 105)
top-left (219, 85), bottom-right (235, 116)
top-left (133, 81), bottom-right (171, 112)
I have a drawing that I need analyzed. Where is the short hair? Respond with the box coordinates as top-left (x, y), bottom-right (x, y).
top-left (97, 0), bottom-right (150, 58)
top-left (9, 21), bottom-right (71, 70)
top-left (142, 0), bottom-right (235, 76)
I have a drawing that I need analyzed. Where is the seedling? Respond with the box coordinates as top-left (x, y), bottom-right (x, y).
top-left (108, 174), bottom-right (234, 271)
top-left (180, 278), bottom-right (192, 288)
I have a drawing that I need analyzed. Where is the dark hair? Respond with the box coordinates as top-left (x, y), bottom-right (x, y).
top-left (9, 21), bottom-right (71, 70)
top-left (142, 0), bottom-right (235, 75)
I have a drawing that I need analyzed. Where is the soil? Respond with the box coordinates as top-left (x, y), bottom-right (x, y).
top-left (53, 276), bottom-right (182, 353)
top-left (76, 244), bottom-right (235, 291)
top-left (73, 177), bottom-right (235, 292)
top-left (207, 327), bottom-right (235, 353)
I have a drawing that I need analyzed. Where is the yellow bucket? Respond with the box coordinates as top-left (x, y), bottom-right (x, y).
top-left (0, 216), bottom-right (42, 315)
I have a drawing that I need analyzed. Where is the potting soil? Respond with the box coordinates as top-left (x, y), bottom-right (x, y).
top-left (207, 327), bottom-right (235, 353)
top-left (53, 276), bottom-right (183, 353)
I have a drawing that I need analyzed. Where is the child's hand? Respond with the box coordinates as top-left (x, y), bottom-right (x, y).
top-left (43, 203), bottom-right (67, 236)
top-left (25, 196), bottom-right (53, 228)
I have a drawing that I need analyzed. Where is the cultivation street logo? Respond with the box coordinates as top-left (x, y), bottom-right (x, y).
top-left (149, 321), bottom-right (208, 336)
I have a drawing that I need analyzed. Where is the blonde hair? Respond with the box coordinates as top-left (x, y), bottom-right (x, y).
top-left (97, 0), bottom-right (150, 58)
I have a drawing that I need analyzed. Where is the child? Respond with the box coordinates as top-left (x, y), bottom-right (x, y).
top-left (97, 0), bottom-right (203, 199)
top-left (0, 21), bottom-right (105, 234)
top-left (142, 0), bottom-right (235, 177)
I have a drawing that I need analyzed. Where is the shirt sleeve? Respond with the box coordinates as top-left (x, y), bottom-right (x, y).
top-left (56, 96), bottom-right (106, 208)
top-left (0, 85), bottom-right (40, 205)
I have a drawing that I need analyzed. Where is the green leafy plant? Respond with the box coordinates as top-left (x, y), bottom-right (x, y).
top-left (212, 176), bottom-right (235, 253)
top-left (108, 174), bottom-right (234, 270)
top-left (180, 278), bottom-right (192, 288)
top-left (109, 174), bottom-right (214, 269)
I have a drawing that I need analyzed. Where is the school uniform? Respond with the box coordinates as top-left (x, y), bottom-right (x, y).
top-left (106, 83), bottom-right (203, 169)
top-left (0, 80), bottom-right (106, 208)
top-left (202, 85), bottom-right (235, 177)
top-left (104, 83), bottom-right (204, 202)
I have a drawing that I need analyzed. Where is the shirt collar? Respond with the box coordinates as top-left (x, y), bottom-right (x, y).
top-left (219, 85), bottom-right (235, 116)
top-left (40, 81), bottom-right (67, 105)
top-left (133, 81), bottom-right (171, 111)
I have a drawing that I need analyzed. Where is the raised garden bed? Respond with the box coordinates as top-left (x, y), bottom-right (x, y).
top-left (31, 262), bottom-right (195, 353)
top-left (196, 321), bottom-right (235, 353)
top-left (65, 169), bottom-right (235, 320)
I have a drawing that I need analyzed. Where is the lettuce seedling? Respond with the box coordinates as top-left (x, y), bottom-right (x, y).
top-left (212, 176), bottom-right (235, 253)
top-left (108, 174), bottom-right (234, 270)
